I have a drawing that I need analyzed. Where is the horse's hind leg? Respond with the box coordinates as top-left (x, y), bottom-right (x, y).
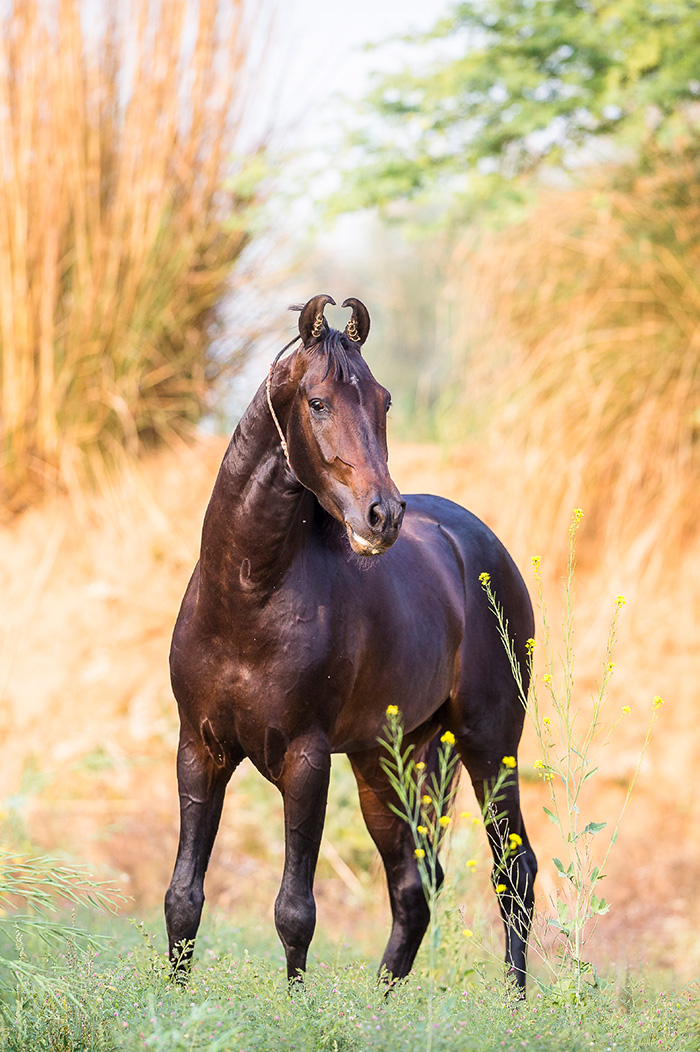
top-left (165, 718), bottom-right (241, 975)
top-left (349, 748), bottom-right (437, 982)
top-left (462, 748), bottom-right (537, 993)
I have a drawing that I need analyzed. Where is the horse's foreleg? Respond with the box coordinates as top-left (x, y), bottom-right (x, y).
top-left (274, 732), bottom-right (331, 981)
top-left (464, 751), bottom-right (537, 994)
top-left (164, 721), bottom-right (237, 976)
top-left (350, 749), bottom-right (434, 982)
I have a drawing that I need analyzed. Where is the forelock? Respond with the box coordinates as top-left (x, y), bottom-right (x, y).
top-left (315, 328), bottom-right (359, 383)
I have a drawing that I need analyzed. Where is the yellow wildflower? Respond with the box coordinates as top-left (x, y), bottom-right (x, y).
top-left (414, 848), bottom-right (425, 859)
top-left (607, 662), bottom-right (615, 672)
top-left (495, 883), bottom-right (507, 894)
top-left (502, 755), bottom-right (517, 769)
top-left (417, 825), bottom-right (428, 835)
top-left (439, 815), bottom-right (451, 828)
top-left (440, 730), bottom-right (456, 745)
top-left (653, 695), bottom-right (664, 709)
top-left (462, 929), bottom-right (473, 938)
top-left (386, 705), bottom-right (399, 716)
top-left (543, 675), bottom-right (552, 685)
top-left (533, 760), bottom-right (545, 770)
top-left (416, 761), bottom-right (426, 770)
top-left (478, 571), bottom-right (491, 586)
top-left (622, 706), bottom-right (631, 715)
top-left (572, 508), bottom-right (584, 522)
top-left (466, 859), bottom-right (477, 869)
top-left (525, 638), bottom-right (536, 653)
top-left (543, 717), bottom-right (551, 726)
top-left (615, 595), bottom-right (626, 607)
top-left (531, 555), bottom-right (541, 572)
top-left (422, 795), bottom-right (432, 806)
top-left (509, 833), bottom-right (523, 848)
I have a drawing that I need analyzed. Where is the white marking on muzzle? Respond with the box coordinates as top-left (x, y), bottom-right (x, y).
top-left (350, 528), bottom-right (381, 556)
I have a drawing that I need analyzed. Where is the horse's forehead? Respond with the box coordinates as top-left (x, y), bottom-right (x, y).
top-left (335, 373), bottom-right (383, 405)
top-left (304, 356), bottom-right (382, 397)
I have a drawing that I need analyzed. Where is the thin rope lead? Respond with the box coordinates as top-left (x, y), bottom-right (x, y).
top-left (266, 333), bottom-right (301, 468)
top-left (266, 362), bottom-right (290, 463)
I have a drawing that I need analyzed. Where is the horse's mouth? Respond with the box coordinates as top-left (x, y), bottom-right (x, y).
top-left (345, 524), bottom-right (390, 557)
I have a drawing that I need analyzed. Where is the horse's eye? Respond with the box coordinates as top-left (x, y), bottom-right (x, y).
top-left (309, 398), bottom-right (326, 414)
top-left (386, 399), bottom-right (392, 412)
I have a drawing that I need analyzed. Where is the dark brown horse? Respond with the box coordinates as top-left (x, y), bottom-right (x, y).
top-left (165, 294), bottom-right (537, 991)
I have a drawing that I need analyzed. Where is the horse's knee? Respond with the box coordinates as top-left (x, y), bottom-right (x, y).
top-left (274, 887), bottom-right (316, 954)
top-left (165, 880), bottom-right (205, 946)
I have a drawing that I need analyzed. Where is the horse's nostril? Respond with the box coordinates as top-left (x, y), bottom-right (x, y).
top-left (368, 500), bottom-right (386, 530)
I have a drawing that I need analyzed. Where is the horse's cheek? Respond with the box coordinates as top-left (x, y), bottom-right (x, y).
top-left (314, 420), bottom-right (341, 467)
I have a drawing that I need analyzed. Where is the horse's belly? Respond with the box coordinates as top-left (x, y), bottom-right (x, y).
top-left (329, 623), bottom-right (459, 753)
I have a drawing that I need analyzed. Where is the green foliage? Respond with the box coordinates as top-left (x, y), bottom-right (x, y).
top-left (341, 0), bottom-right (700, 217)
top-left (379, 713), bottom-right (529, 1047)
top-left (0, 913), bottom-right (695, 1051)
top-left (0, 850), bottom-right (120, 997)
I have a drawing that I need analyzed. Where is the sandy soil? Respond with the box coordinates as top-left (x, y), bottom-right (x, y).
top-left (1, 433), bottom-right (698, 977)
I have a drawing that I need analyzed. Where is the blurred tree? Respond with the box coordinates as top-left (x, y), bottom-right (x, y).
top-left (342, 0), bottom-right (700, 217)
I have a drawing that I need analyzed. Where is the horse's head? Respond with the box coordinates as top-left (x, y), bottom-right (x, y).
top-left (278, 294), bottom-right (406, 557)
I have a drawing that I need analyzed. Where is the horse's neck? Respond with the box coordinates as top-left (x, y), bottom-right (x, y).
top-left (199, 382), bottom-right (311, 604)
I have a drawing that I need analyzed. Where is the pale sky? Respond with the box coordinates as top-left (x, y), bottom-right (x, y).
top-left (250, 0), bottom-right (451, 151)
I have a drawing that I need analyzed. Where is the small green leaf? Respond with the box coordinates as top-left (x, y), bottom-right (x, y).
top-left (542, 806), bottom-right (559, 826)
top-left (584, 821), bottom-right (607, 835)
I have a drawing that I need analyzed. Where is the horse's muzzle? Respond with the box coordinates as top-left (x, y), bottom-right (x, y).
top-left (345, 495), bottom-right (406, 557)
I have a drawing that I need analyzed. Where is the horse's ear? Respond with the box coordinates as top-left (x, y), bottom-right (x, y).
top-left (341, 298), bottom-right (370, 347)
top-left (298, 294), bottom-right (336, 345)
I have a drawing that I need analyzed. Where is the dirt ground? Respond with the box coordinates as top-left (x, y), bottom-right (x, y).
top-left (1, 432), bottom-right (698, 978)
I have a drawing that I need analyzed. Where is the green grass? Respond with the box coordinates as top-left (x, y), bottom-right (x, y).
top-left (0, 911), bottom-right (696, 1051)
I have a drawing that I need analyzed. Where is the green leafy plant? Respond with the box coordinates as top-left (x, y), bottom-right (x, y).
top-left (479, 509), bottom-right (664, 1002)
top-left (379, 710), bottom-right (459, 1048)
top-left (379, 709), bottom-right (523, 1045)
top-left (0, 850), bottom-right (120, 998)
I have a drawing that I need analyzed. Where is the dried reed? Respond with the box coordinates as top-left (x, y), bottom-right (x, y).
top-left (0, 0), bottom-right (262, 512)
top-left (446, 162), bottom-right (700, 574)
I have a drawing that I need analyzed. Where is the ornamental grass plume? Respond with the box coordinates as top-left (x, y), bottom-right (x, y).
top-left (446, 160), bottom-right (700, 575)
top-left (0, 0), bottom-right (266, 512)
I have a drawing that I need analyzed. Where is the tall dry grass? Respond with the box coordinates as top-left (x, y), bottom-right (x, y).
top-left (0, 0), bottom-right (262, 513)
top-left (446, 162), bottom-right (700, 577)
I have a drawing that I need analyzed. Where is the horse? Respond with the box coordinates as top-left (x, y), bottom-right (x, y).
top-left (165, 293), bottom-right (537, 992)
